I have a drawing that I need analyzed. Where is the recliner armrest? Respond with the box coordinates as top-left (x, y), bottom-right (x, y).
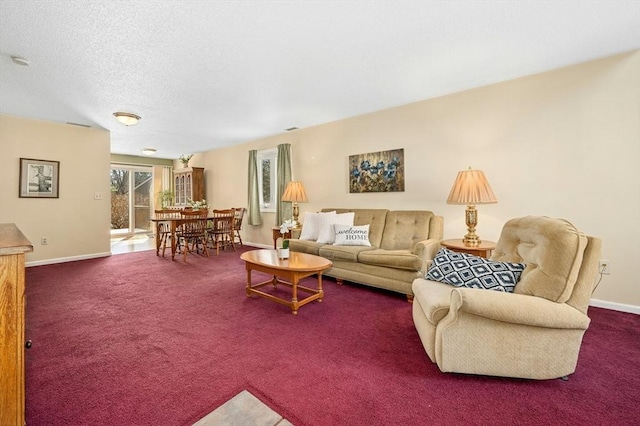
top-left (447, 287), bottom-right (591, 330)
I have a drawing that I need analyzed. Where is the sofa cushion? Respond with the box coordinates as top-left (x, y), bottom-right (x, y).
top-left (299, 211), bottom-right (336, 241)
top-left (322, 209), bottom-right (388, 247)
top-left (380, 210), bottom-right (434, 250)
top-left (317, 212), bottom-right (355, 244)
top-left (492, 216), bottom-right (588, 303)
top-left (426, 248), bottom-right (526, 292)
top-left (319, 245), bottom-right (374, 263)
top-left (287, 239), bottom-right (322, 255)
top-left (358, 249), bottom-right (422, 271)
top-left (333, 224), bottom-right (371, 246)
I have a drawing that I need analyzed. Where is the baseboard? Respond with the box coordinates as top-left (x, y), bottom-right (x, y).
top-left (26, 252), bottom-right (111, 267)
top-left (243, 242), bottom-right (272, 249)
top-left (23, 250), bottom-right (639, 316)
top-left (590, 299), bottom-right (640, 315)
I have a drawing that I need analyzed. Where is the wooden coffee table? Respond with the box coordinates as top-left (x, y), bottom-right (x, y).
top-left (240, 249), bottom-right (332, 315)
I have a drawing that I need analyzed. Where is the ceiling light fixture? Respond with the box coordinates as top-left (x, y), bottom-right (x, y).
top-left (11, 56), bottom-right (30, 66)
top-left (113, 112), bottom-right (141, 126)
top-left (141, 148), bottom-right (157, 156)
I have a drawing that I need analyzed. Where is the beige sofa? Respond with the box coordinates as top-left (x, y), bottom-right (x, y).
top-left (411, 216), bottom-right (601, 380)
top-left (289, 208), bottom-right (444, 299)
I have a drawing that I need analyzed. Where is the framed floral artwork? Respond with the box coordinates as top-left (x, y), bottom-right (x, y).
top-left (349, 148), bottom-right (404, 193)
top-left (19, 158), bottom-right (60, 198)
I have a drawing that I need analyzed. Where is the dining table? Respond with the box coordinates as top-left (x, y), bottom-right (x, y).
top-left (151, 212), bottom-right (213, 260)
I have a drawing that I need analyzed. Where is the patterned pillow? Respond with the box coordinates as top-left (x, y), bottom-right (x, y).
top-left (426, 248), bottom-right (526, 292)
top-left (333, 224), bottom-right (371, 246)
top-left (316, 212), bottom-right (355, 244)
top-left (299, 211), bottom-right (336, 241)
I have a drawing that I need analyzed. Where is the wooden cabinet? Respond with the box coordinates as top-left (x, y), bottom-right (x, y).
top-left (0, 223), bottom-right (33, 426)
top-left (174, 167), bottom-right (205, 206)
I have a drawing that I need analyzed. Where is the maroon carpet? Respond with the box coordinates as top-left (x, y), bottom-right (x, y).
top-left (24, 247), bottom-right (640, 425)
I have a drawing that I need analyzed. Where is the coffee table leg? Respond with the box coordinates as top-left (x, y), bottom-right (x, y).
top-left (245, 266), bottom-right (252, 297)
top-left (317, 273), bottom-right (324, 302)
top-left (291, 274), bottom-right (299, 315)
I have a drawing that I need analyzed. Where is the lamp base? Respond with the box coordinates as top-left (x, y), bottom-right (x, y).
top-left (462, 234), bottom-right (481, 247)
top-left (291, 203), bottom-right (301, 228)
top-left (463, 204), bottom-right (481, 247)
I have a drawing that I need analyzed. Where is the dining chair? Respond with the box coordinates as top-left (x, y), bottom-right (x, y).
top-left (153, 209), bottom-right (182, 257)
top-left (208, 209), bottom-right (236, 255)
top-left (232, 207), bottom-right (246, 246)
top-left (178, 209), bottom-right (210, 261)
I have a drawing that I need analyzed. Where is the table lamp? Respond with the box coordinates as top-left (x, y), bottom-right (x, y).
top-left (281, 181), bottom-right (308, 227)
top-left (446, 168), bottom-right (497, 246)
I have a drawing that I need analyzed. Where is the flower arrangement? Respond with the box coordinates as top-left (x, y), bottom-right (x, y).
top-left (179, 154), bottom-right (193, 165)
top-left (187, 198), bottom-right (208, 210)
top-left (278, 219), bottom-right (295, 256)
top-left (279, 219), bottom-right (295, 236)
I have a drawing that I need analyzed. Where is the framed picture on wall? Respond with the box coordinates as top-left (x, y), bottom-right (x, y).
top-left (19, 158), bottom-right (60, 198)
top-left (349, 148), bottom-right (404, 193)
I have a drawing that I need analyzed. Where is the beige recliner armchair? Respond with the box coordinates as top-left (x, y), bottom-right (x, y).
top-left (411, 216), bottom-right (602, 380)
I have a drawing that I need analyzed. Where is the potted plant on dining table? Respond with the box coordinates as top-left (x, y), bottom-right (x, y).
top-left (187, 199), bottom-right (208, 211)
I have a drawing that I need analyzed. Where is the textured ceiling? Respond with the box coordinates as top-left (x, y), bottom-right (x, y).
top-left (1, 1), bottom-right (639, 159)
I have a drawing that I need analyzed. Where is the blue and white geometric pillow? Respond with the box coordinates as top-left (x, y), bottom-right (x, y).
top-left (426, 248), bottom-right (526, 292)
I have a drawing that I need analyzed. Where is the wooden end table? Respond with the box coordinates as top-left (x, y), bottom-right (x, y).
top-left (271, 226), bottom-right (301, 248)
top-left (240, 249), bottom-right (332, 315)
top-left (271, 227), bottom-right (291, 249)
top-left (441, 239), bottom-right (496, 259)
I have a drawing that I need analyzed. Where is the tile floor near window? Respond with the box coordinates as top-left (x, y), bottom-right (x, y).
top-left (110, 234), bottom-right (156, 255)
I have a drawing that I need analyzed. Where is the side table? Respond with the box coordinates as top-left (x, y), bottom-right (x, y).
top-left (441, 239), bottom-right (496, 259)
top-left (272, 227), bottom-right (291, 249)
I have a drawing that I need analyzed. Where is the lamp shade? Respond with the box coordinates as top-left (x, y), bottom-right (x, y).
top-left (447, 168), bottom-right (497, 205)
top-left (281, 181), bottom-right (308, 203)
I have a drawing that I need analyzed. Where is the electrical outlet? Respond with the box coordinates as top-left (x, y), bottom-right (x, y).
top-left (94, 192), bottom-right (103, 200)
top-left (41, 237), bottom-right (48, 245)
top-left (599, 260), bottom-right (611, 275)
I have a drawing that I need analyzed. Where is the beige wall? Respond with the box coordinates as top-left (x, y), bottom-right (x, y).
top-left (0, 115), bottom-right (111, 263)
top-left (201, 51), bottom-right (640, 310)
top-left (0, 51), bottom-right (637, 310)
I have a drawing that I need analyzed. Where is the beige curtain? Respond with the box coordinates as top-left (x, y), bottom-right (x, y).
top-left (276, 143), bottom-right (292, 225)
top-left (152, 165), bottom-right (173, 209)
top-left (247, 150), bottom-right (262, 225)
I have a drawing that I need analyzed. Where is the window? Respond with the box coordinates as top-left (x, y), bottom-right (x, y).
top-left (256, 148), bottom-right (277, 213)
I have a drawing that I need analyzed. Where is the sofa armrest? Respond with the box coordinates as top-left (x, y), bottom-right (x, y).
top-left (447, 287), bottom-right (590, 330)
top-left (413, 239), bottom-right (441, 274)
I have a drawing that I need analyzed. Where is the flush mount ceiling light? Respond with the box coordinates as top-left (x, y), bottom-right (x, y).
top-left (141, 148), bottom-right (157, 155)
top-left (113, 112), bottom-right (141, 126)
top-left (11, 56), bottom-right (30, 66)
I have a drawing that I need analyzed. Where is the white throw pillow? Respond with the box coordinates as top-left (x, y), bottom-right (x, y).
top-left (333, 224), bottom-right (371, 247)
top-left (316, 212), bottom-right (355, 244)
top-left (299, 211), bottom-right (336, 241)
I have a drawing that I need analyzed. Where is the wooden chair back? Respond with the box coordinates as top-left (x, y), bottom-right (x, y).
top-left (209, 209), bottom-right (236, 255)
top-left (178, 209), bottom-right (210, 260)
top-left (232, 207), bottom-right (246, 245)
